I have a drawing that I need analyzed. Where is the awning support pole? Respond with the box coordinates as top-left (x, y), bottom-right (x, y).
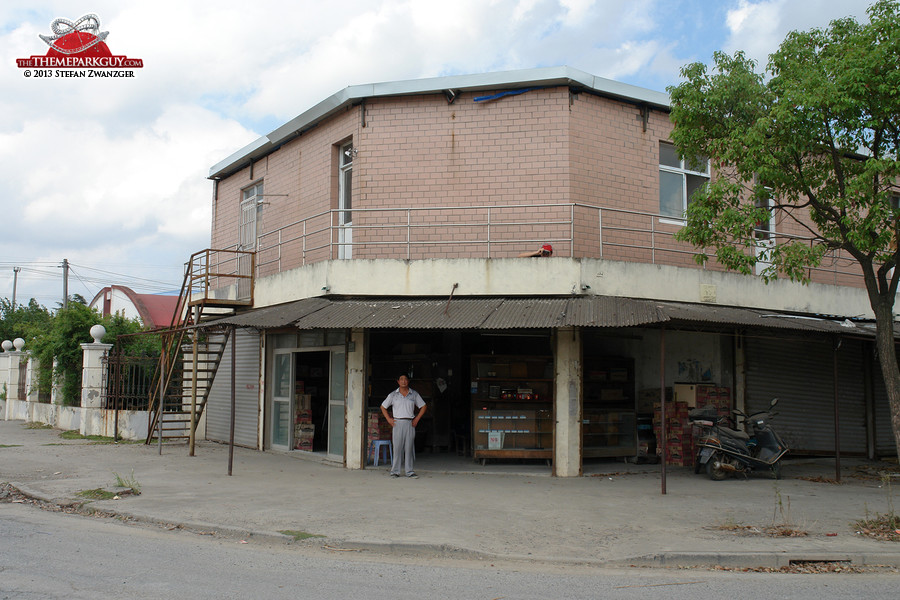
top-left (833, 336), bottom-right (842, 483)
top-left (228, 326), bottom-right (236, 476)
top-left (660, 326), bottom-right (666, 495)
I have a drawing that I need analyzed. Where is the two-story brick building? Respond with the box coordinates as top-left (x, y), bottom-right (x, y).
top-left (188, 66), bottom-right (897, 476)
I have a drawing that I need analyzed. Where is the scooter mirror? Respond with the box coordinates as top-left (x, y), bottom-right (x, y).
top-left (769, 397), bottom-right (779, 409)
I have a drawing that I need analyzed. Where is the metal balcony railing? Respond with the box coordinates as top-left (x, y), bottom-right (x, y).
top-left (205, 203), bottom-right (863, 291)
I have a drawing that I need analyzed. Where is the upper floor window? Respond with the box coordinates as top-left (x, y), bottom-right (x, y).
top-left (754, 193), bottom-right (775, 241)
top-left (659, 141), bottom-right (709, 220)
top-left (338, 143), bottom-right (353, 259)
top-left (339, 143), bottom-right (353, 224)
top-left (240, 182), bottom-right (263, 250)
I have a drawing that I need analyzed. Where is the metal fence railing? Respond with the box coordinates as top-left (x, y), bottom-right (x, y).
top-left (103, 352), bottom-right (157, 411)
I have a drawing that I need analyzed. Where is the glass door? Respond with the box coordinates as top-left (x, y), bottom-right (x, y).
top-left (327, 349), bottom-right (346, 460)
top-left (271, 349), bottom-right (293, 449)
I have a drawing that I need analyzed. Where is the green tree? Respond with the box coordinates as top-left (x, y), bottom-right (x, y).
top-left (26, 304), bottom-right (153, 406)
top-left (29, 303), bottom-right (98, 406)
top-left (667, 0), bottom-right (900, 460)
top-left (0, 298), bottom-right (52, 343)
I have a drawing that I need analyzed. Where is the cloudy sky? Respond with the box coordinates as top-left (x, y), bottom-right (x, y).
top-left (0, 0), bottom-right (876, 308)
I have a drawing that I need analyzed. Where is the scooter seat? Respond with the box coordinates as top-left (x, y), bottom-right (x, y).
top-left (720, 427), bottom-right (750, 441)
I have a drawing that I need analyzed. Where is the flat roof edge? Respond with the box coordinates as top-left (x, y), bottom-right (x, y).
top-left (208, 136), bottom-right (270, 179)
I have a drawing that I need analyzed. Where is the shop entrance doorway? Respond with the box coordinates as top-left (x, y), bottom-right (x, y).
top-left (269, 345), bottom-right (345, 461)
top-left (366, 330), bottom-right (553, 465)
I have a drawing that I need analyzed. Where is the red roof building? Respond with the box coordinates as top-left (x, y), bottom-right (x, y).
top-left (89, 285), bottom-right (180, 330)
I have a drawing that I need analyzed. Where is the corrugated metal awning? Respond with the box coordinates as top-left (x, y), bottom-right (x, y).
top-left (203, 295), bottom-right (891, 338)
top-left (204, 296), bottom-right (667, 330)
top-left (210, 298), bottom-right (332, 328)
top-left (655, 301), bottom-right (888, 337)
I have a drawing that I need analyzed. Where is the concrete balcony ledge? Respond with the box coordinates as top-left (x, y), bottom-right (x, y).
top-left (249, 257), bottom-right (878, 320)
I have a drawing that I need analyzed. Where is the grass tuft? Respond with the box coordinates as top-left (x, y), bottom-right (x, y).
top-left (112, 470), bottom-right (142, 495)
top-left (279, 530), bottom-right (325, 541)
top-left (77, 488), bottom-right (117, 500)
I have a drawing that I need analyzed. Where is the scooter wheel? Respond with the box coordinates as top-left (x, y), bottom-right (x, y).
top-left (706, 454), bottom-right (730, 481)
top-left (693, 451), bottom-right (703, 474)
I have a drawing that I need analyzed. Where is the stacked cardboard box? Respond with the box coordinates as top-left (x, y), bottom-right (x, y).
top-left (294, 425), bottom-right (314, 451)
top-left (637, 387), bottom-right (672, 413)
top-left (366, 409), bottom-right (392, 463)
top-left (653, 387), bottom-right (732, 466)
top-left (294, 394), bottom-right (314, 451)
top-left (653, 401), bottom-right (693, 466)
top-left (295, 394), bottom-right (312, 424)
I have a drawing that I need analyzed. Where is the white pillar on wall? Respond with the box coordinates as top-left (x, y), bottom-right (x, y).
top-left (25, 353), bottom-right (39, 403)
top-left (50, 359), bottom-right (63, 406)
top-left (0, 340), bottom-right (11, 392)
top-left (345, 329), bottom-right (367, 470)
top-left (1, 340), bottom-right (13, 420)
top-left (553, 327), bottom-right (582, 477)
top-left (80, 325), bottom-right (112, 409)
top-left (6, 338), bottom-right (27, 405)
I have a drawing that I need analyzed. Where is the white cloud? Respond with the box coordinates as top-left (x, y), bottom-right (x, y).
top-left (724, 0), bottom-right (872, 67)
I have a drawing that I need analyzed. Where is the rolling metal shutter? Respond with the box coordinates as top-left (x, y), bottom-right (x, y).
top-left (745, 336), bottom-right (867, 455)
top-left (871, 362), bottom-right (899, 457)
top-left (206, 329), bottom-right (260, 448)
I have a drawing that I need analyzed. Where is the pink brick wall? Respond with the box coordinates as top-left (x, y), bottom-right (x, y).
top-left (208, 84), bottom-right (865, 290)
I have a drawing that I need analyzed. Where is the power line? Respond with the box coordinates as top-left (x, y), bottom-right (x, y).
top-left (69, 262), bottom-right (181, 290)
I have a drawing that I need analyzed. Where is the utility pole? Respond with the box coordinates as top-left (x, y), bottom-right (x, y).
top-left (61, 259), bottom-right (69, 309)
top-left (12, 267), bottom-right (20, 308)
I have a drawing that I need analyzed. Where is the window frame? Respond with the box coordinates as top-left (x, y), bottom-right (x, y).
top-left (658, 141), bottom-right (710, 223)
top-left (754, 192), bottom-right (776, 241)
top-left (338, 142), bottom-right (353, 226)
top-left (239, 181), bottom-right (264, 251)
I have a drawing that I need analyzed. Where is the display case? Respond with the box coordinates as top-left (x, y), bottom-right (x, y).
top-left (583, 356), bottom-right (637, 457)
top-left (470, 355), bottom-right (553, 464)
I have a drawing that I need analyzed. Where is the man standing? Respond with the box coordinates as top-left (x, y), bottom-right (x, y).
top-left (380, 374), bottom-right (427, 478)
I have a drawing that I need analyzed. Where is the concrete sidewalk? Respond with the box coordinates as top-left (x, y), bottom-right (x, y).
top-left (2, 419), bottom-right (899, 568)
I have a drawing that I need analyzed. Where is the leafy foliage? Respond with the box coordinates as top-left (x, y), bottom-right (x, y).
top-left (2, 295), bottom-right (155, 406)
top-left (668, 1), bottom-right (900, 287)
top-left (0, 298), bottom-right (52, 345)
top-left (667, 0), bottom-right (900, 459)
top-left (28, 303), bottom-right (99, 406)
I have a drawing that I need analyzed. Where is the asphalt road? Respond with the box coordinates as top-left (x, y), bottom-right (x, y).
top-left (2, 503), bottom-right (899, 600)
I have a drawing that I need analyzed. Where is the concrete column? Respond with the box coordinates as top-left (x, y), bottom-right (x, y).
top-left (80, 325), bottom-right (112, 409)
top-left (50, 359), bottom-right (63, 406)
top-left (553, 327), bottom-right (582, 477)
top-left (25, 353), bottom-right (39, 402)
top-left (6, 339), bottom-right (27, 404)
top-left (345, 329), bottom-right (367, 470)
top-left (1, 341), bottom-right (11, 420)
top-left (0, 340), bottom-right (10, 394)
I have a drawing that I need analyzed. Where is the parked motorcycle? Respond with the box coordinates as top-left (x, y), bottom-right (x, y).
top-left (688, 398), bottom-right (788, 480)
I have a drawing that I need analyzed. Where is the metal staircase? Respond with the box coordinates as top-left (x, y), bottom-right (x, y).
top-left (145, 249), bottom-right (254, 444)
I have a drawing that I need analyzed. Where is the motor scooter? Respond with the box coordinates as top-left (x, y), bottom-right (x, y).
top-left (688, 398), bottom-right (788, 480)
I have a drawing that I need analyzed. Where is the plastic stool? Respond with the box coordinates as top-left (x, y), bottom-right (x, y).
top-left (372, 440), bottom-right (392, 466)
